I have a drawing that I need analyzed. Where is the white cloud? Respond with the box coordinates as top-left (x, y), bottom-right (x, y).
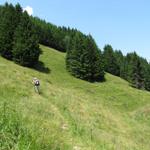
top-left (23, 6), bottom-right (33, 16)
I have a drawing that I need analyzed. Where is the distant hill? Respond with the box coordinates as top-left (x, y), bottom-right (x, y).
top-left (0, 45), bottom-right (150, 150)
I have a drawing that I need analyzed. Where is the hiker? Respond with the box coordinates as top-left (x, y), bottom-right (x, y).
top-left (32, 77), bottom-right (40, 94)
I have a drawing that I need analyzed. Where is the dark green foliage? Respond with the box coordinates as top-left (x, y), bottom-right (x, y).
top-left (66, 33), bottom-right (104, 82)
top-left (31, 17), bottom-right (54, 47)
top-left (121, 52), bottom-right (145, 89)
top-left (120, 57), bottom-right (128, 80)
top-left (84, 35), bottom-right (105, 81)
top-left (31, 16), bottom-right (86, 53)
top-left (0, 3), bottom-right (40, 67)
top-left (103, 44), bottom-right (150, 91)
top-left (114, 50), bottom-right (124, 76)
top-left (13, 12), bottom-right (41, 67)
top-left (66, 32), bottom-right (87, 78)
top-left (31, 17), bottom-right (64, 51)
top-left (144, 65), bottom-right (150, 91)
top-left (103, 45), bottom-right (120, 76)
top-left (0, 3), bottom-right (22, 59)
top-left (130, 53), bottom-right (144, 89)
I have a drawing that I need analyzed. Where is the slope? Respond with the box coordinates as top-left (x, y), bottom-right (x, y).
top-left (0, 45), bottom-right (150, 150)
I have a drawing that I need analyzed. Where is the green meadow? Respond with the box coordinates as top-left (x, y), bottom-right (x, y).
top-left (0, 45), bottom-right (150, 150)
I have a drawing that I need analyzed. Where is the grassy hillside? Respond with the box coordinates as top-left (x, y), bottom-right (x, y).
top-left (0, 45), bottom-right (150, 150)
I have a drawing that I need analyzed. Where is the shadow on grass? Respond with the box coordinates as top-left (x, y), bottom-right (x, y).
top-left (88, 76), bottom-right (106, 83)
top-left (33, 61), bottom-right (51, 74)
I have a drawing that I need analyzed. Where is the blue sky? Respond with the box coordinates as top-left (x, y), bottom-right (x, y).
top-left (1, 0), bottom-right (150, 60)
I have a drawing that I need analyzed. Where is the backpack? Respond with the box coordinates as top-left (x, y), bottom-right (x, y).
top-left (35, 80), bottom-right (40, 86)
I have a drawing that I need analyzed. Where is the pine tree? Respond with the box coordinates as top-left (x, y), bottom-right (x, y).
top-left (0, 3), bottom-right (22, 59)
top-left (13, 11), bottom-right (41, 67)
top-left (120, 56), bottom-right (128, 80)
top-left (66, 34), bottom-right (104, 81)
top-left (103, 45), bottom-right (120, 76)
top-left (144, 64), bottom-right (150, 91)
top-left (125, 52), bottom-right (145, 89)
top-left (83, 35), bottom-right (104, 81)
top-left (66, 32), bottom-right (84, 78)
top-left (131, 57), bottom-right (144, 89)
top-left (114, 50), bottom-right (124, 76)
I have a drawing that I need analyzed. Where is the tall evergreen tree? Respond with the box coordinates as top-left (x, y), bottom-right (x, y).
top-left (120, 56), bottom-right (128, 80)
top-left (114, 50), bottom-right (124, 76)
top-left (13, 11), bottom-right (41, 67)
top-left (103, 45), bottom-right (120, 76)
top-left (0, 3), bottom-right (22, 59)
top-left (144, 64), bottom-right (150, 91)
top-left (66, 32), bottom-right (85, 78)
top-left (124, 52), bottom-right (144, 89)
top-left (83, 35), bottom-right (104, 81)
top-left (66, 33), bottom-right (104, 81)
top-left (131, 56), bottom-right (144, 89)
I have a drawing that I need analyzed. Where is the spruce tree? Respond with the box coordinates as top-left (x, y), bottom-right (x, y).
top-left (120, 57), bottom-right (128, 80)
top-left (83, 35), bottom-right (104, 81)
top-left (144, 64), bottom-right (150, 91)
top-left (66, 34), bottom-right (104, 81)
top-left (131, 56), bottom-right (144, 89)
top-left (66, 32), bottom-right (84, 78)
top-left (114, 50), bottom-right (124, 76)
top-left (0, 3), bottom-right (22, 59)
top-left (125, 52), bottom-right (144, 89)
top-left (13, 11), bottom-right (41, 67)
top-left (103, 45), bottom-right (120, 76)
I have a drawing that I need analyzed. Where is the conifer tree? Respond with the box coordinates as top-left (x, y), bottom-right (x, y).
top-left (66, 34), bottom-right (104, 81)
top-left (120, 57), bottom-right (128, 80)
top-left (114, 50), bottom-right (124, 76)
top-left (0, 3), bottom-right (22, 59)
top-left (13, 11), bottom-right (40, 67)
top-left (124, 52), bottom-right (144, 89)
top-left (103, 45), bottom-right (120, 76)
top-left (66, 32), bottom-right (85, 78)
top-left (83, 35), bottom-right (104, 81)
top-left (131, 56), bottom-right (144, 89)
top-left (144, 64), bottom-right (150, 91)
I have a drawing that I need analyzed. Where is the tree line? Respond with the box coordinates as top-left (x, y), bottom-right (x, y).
top-left (29, 8), bottom-right (150, 90)
top-left (31, 14), bottom-right (105, 81)
top-left (0, 3), bottom-right (105, 82)
top-left (0, 3), bottom-right (150, 91)
top-left (103, 44), bottom-right (150, 91)
top-left (31, 13), bottom-right (150, 90)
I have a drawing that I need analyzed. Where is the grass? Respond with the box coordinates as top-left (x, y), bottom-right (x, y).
top-left (0, 45), bottom-right (150, 150)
